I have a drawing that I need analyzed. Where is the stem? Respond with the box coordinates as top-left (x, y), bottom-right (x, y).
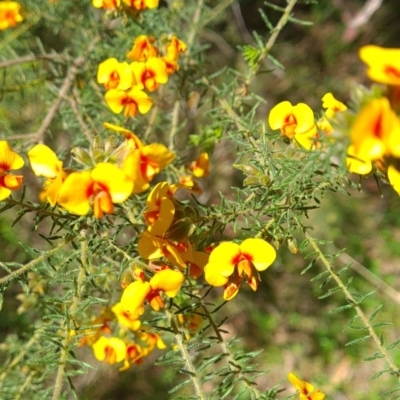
top-left (165, 308), bottom-right (206, 400)
top-left (246, 0), bottom-right (299, 85)
top-left (0, 235), bottom-right (75, 287)
top-left (199, 300), bottom-right (263, 398)
top-left (306, 232), bottom-right (400, 378)
top-left (0, 53), bottom-right (67, 69)
top-left (14, 371), bottom-right (35, 400)
top-left (186, 0), bottom-right (205, 57)
top-left (52, 230), bottom-right (88, 400)
top-left (169, 100), bottom-right (180, 151)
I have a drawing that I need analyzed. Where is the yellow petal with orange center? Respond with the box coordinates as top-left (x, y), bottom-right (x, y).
top-left (122, 149), bottom-right (150, 193)
top-left (268, 101), bottom-right (293, 131)
top-left (57, 171), bottom-right (93, 215)
top-left (0, 141), bottom-right (24, 172)
top-left (91, 163), bottom-right (133, 203)
top-left (93, 336), bottom-right (126, 364)
top-left (208, 241), bottom-right (240, 275)
top-left (239, 238), bottom-right (276, 271)
top-left (28, 144), bottom-right (62, 178)
top-left (150, 269), bottom-right (185, 297)
top-left (359, 45), bottom-right (400, 86)
top-left (138, 231), bottom-right (165, 260)
top-left (120, 280), bottom-right (151, 315)
top-left (104, 89), bottom-right (126, 114)
top-left (321, 92), bottom-right (347, 118)
top-left (141, 143), bottom-right (176, 174)
top-left (112, 302), bottom-right (141, 331)
top-left (388, 164), bottom-right (400, 194)
top-left (292, 103), bottom-right (316, 134)
top-left (148, 197), bottom-right (175, 236)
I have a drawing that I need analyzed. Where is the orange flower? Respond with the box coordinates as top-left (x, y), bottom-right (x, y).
top-left (0, 2), bottom-right (23, 30)
top-left (92, 0), bottom-right (120, 9)
top-left (122, 0), bottom-right (159, 10)
top-left (165, 35), bottom-right (187, 62)
top-left (111, 302), bottom-right (141, 331)
top-left (0, 141), bottom-right (24, 201)
top-left (204, 239), bottom-right (276, 300)
top-left (105, 87), bottom-right (153, 117)
top-left (120, 343), bottom-right (148, 370)
top-left (359, 45), bottom-right (400, 86)
top-left (92, 336), bottom-right (126, 365)
top-left (130, 57), bottom-right (168, 92)
top-left (97, 58), bottom-right (133, 90)
top-left (126, 35), bottom-right (158, 62)
top-left (350, 97), bottom-right (400, 161)
top-left (120, 268), bottom-right (185, 314)
top-left (189, 152), bottom-right (209, 178)
top-left (57, 163), bottom-right (133, 218)
top-left (288, 373), bottom-right (325, 400)
top-left (123, 143), bottom-right (175, 193)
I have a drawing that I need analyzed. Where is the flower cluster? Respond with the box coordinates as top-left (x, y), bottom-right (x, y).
top-left (98, 34), bottom-right (186, 118)
top-left (0, 1), bottom-right (23, 30)
top-left (92, 0), bottom-right (158, 12)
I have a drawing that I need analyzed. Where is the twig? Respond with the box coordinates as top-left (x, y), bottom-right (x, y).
top-left (165, 308), bottom-right (206, 400)
top-left (186, 0), bottom-right (205, 57)
top-left (0, 235), bottom-right (75, 287)
top-left (169, 100), bottom-right (180, 151)
top-left (66, 95), bottom-right (93, 142)
top-left (22, 36), bottom-right (100, 143)
top-left (246, 0), bottom-right (298, 85)
top-left (14, 371), bottom-right (35, 400)
top-left (202, 0), bottom-right (236, 27)
top-left (0, 53), bottom-right (67, 69)
top-left (306, 232), bottom-right (400, 379)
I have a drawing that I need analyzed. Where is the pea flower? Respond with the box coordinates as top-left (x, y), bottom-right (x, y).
top-left (204, 238), bottom-right (276, 300)
top-left (92, 0), bottom-right (120, 9)
top-left (388, 164), bottom-right (400, 194)
top-left (321, 92), bottom-right (347, 119)
top-left (28, 144), bottom-right (68, 205)
top-left (122, 0), bottom-right (159, 10)
top-left (97, 58), bottom-right (133, 90)
top-left (189, 152), bottom-right (209, 178)
top-left (288, 373), bottom-right (325, 400)
top-left (165, 35), bottom-right (187, 62)
top-left (120, 343), bottom-right (148, 370)
top-left (105, 87), bottom-right (153, 117)
top-left (127, 35), bottom-right (158, 62)
top-left (268, 101), bottom-right (316, 139)
top-left (0, 1), bottom-right (23, 30)
top-left (122, 143), bottom-right (175, 193)
top-left (120, 268), bottom-right (185, 314)
top-left (346, 145), bottom-right (372, 176)
top-left (359, 45), bottom-right (400, 86)
top-left (350, 97), bottom-right (400, 161)
top-left (111, 302), bottom-right (141, 331)
top-left (0, 141), bottom-right (24, 201)
top-left (130, 57), bottom-right (168, 92)
top-left (92, 336), bottom-right (126, 365)
top-left (57, 163), bottom-right (133, 218)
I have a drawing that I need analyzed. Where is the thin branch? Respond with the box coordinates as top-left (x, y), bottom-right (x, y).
top-left (66, 95), bottom-right (93, 142)
top-left (165, 308), bottom-right (206, 400)
top-left (202, 0), bottom-right (236, 27)
top-left (0, 53), bottom-right (67, 69)
top-left (169, 100), bottom-right (180, 151)
top-left (22, 36), bottom-right (100, 143)
top-left (306, 232), bottom-right (400, 379)
top-left (186, 0), bottom-right (205, 57)
top-left (246, 0), bottom-right (298, 85)
top-left (0, 235), bottom-right (75, 287)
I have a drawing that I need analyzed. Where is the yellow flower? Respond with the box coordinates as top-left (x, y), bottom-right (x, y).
top-left (139, 332), bottom-right (166, 351)
top-left (351, 97), bottom-right (400, 161)
top-left (138, 231), bottom-right (187, 269)
top-left (178, 175), bottom-right (202, 194)
top-left (111, 302), bottom-right (141, 331)
top-left (120, 269), bottom-right (185, 314)
top-left (28, 144), bottom-right (69, 206)
top-left (97, 58), bottom-right (133, 91)
top-left (0, 141), bottom-right (24, 201)
top-left (346, 145), bottom-right (373, 175)
top-left (126, 35), bottom-right (158, 62)
top-left (57, 163), bottom-right (133, 218)
top-left (165, 35), bottom-right (187, 62)
top-left (123, 143), bottom-right (176, 193)
top-left (120, 342), bottom-right (148, 370)
top-left (92, 0), bottom-right (120, 9)
top-left (321, 92), bottom-right (347, 119)
top-left (189, 152), bottom-right (209, 178)
top-left (105, 87), bottom-right (153, 117)
top-left (0, 1), bottom-right (23, 30)
top-left (288, 373), bottom-right (325, 400)
top-left (143, 182), bottom-right (176, 236)
top-left (130, 57), bottom-right (168, 92)
top-left (204, 238), bottom-right (276, 300)
top-left (92, 336), bottom-right (126, 364)
top-left (359, 45), bottom-right (400, 86)
top-left (122, 0), bottom-right (159, 10)
top-left (268, 101), bottom-right (316, 139)
top-left (388, 164), bottom-right (400, 194)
